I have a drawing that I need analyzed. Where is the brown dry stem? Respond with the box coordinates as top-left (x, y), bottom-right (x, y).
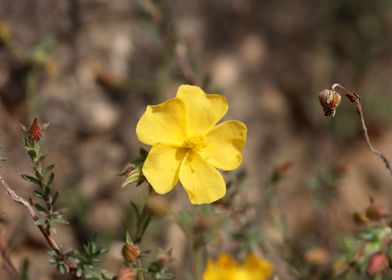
top-left (0, 228), bottom-right (19, 278)
top-left (331, 83), bottom-right (392, 176)
top-left (0, 173), bottom-right (61, 254)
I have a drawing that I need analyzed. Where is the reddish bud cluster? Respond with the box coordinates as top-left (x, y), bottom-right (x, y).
top-left (28, 118), bottom-right (42, 142)
top-left (352, 211), bottom-right (368, 226)
top-left (366, 204), bottom-right (384, 221)
top-left (277, 162), bottom-right (292, 173)
top-left (65, 259), bottom-right (76, 269)
top-left (117, 268), bottom-right (136, 280)
top-left (367, 252), bottom-right (388, 275)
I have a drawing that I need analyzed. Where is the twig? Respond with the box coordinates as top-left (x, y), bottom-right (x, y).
top-left (0, 173), bottom-right (61, 254)
top-left (0, 230), bottom-right (19, 279)
top-left (135, 259), bottom-right (145, 280)
top-left (175, 43), bottom-right (200, 86)
top-left (330, 83), bottom-right (392, 176)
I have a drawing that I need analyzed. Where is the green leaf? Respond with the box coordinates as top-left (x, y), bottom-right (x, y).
top-left (139, 147), bottom-right (149, 159)
top-left (121, 167), bottom-right (143, 188)
top-left (52, 217), bottom-right (69, 225)
top-left (33, 190), bottom-right (45, 200)
top-left (21, 174), bottom-right (41, 185)
top-left (41, 122), bottom-right (51, 131)
top-left (59, 264), bottom-right (66, 274)
top-left (20, 258), bottom-right (30, 280)
top-left (44, 186), bottom-right (51, 196)
top-left (34, 170), bottom-right (43, 180)
top-left (125, 231), bottom-right (133, 244)
top-left (34, 203), bottom-right (47, 213)
top-left (52, 191), bottom-right (59, 205)
top-left (76, 268), bottom-right (83, 277)
top-left (130, 202), bottom-right (140, 220)
top-left (20, 124), bottom-right (27, 133)
top-left (46, 172), bottom-right (55, 188)
top-left (43, 164), bottom-right (55, 176)
top-left (36, 155), bottom-right (47, 164)
top-left (136, 175), bottom-right (146, 186)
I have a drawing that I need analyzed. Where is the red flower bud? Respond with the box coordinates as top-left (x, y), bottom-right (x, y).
top-left (277, 162), bottom-right (292, 173)
top-left (117, 268), bottom-right (136, 280)
top-left (368, 252), bottom-right (388, 275)
top-left (352, 211), bottom-right (368, 226)
top-left (28, 118), bottom-right (42, 142)
top-left (366, 204), bottom-right (384, 221)
top-left (65, 259), bottom-right (75, 269)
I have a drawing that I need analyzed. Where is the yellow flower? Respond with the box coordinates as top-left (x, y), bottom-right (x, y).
top-left (203, 253), bottom-right (273, 280)
top-left (136, 85), bottom-right (247, 204)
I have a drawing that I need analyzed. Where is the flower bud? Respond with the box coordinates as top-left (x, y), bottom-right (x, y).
top-left (122, 243), bottom-right (141, 263)
top-left (319, 89), bottom-right (341, 117)
top-left (366, 204), bottom-right (384, 221)
top-left (367, 252), bottom-right (388, 275)
top-left (65, 259), bottom-right (76, 269)
top-left (120, 165), bottom-right (144, 188)
top-left (117, 267), bottom-right (136, 280)
top-left (277, 162), bottom-right (292, 173)
top-left (352, 211), bottom-right (368, 226)
top-left (304, 248), bottom-right (330, 266)
top-left (28, 118), bottom-right (42, 142)
top-left (194, 217), bottom-right (210, 233)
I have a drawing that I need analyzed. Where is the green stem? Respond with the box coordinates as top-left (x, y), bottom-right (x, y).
top-left (191, 241), bottom-right (203, 280)
top-left (135, 259), bottom-right (144, 280)
top-left (25, 70), bottom-right (38, 120)
top-left (134, 187), bottom-right (153, 243)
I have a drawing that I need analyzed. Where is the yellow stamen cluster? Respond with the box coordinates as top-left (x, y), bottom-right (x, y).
top-left (184, 136), bottom-right (206, 151)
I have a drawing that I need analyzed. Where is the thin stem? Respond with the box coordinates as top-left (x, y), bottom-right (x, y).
top-left (191, 241), bottom-right (203, 280)
top-left (0, 173), bottom-right (61, 254)
top-left (171, 213), bottom-right (204, 280)
top-left (331, 83), bottom-right (392, 176)
top-left (134, 187), bottom-right (153, 243)
top-left (135, 259), bottom-right (145, 280)
top-left (0, 244), bottom-right (19, 278)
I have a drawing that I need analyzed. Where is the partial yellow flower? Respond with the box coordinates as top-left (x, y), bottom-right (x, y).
top-left (203, 253), bottom-right (273, 280)
top-left (136, 85), bottom-right (247, 204)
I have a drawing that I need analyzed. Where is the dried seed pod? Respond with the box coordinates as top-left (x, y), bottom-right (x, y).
top-left (319, 89), bottom-right (341, 117)
top-left (122, 243), bottom-right (141, 263)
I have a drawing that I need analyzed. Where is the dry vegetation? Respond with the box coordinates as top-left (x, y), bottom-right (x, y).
top-left (1, 0), bottom-right (392, 279)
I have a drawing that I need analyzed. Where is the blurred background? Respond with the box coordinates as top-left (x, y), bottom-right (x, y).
top-left (1, 0), bottom-right (392, 279)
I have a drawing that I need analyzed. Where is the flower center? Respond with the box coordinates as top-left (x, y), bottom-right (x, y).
top-left (184, 136), bottom-right (206, 151)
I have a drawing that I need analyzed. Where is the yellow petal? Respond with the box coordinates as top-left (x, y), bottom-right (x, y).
top-left (179, 152), bottom-right (226, 204)
top-left (200, 120), bottom-right (247, 170)
top-left (243, 254), bottom-right (273, 280)
top-left (142, 145), bottom-right (186, 194)
top-left (136, 98), bottom-right (187, 146)
top-left (216, 254), bottom-right (238, 268)
top-left (176, 85), bottom-right (228, 136)
top-left (203, 254), bottom-right (237, 280)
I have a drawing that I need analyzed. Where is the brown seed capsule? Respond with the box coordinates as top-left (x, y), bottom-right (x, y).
top-left (122, 243), bottom-right (141, 263)
top-left (365, 204), bottom-right (384, 221)
top-left (319, 89), bottom-right (341, 117)
top-left (352, 211), bottom-right (368, 225)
